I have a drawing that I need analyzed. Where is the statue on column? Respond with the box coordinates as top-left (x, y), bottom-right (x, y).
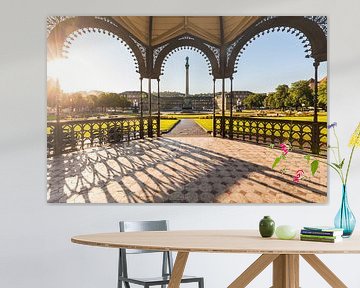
top-left (183, 56), bottom-right (192, 110)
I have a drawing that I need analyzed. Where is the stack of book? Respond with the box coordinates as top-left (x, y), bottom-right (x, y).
top-left (300, 226), bottom-right (344, 243)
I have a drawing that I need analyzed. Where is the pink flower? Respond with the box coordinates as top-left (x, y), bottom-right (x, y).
top-left (293, 169), bottom-right (305, 183)
top-left (280, 143), bottom-right (289, 155)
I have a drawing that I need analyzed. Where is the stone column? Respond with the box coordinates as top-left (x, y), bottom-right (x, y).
top-left (185, 56), bottom-right (189, 97)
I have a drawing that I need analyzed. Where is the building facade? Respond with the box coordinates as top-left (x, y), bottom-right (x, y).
top-left (121, 90), bottom-right (254, 112)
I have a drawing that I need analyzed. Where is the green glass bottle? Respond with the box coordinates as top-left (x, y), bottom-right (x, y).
top-left (259, 216), bottom-right (275, 238)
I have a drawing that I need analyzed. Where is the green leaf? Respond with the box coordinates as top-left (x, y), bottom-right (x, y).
top-left (272, 157), bottom-right (282, 169)
top-left (332, 160), bottom-right (345, 169)
top-left (304, 155), bottom-right (311, 163)
top-left (269, 144), bottom-right (275, 149)
top-left (311, 160), bottom-right (319, 176)
top-left (339, 159), bottom-right (345, 169)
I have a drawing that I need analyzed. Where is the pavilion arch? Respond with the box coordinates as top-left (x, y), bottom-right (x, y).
top-left (47, 16), bottom-right (147, 77)
top-left (152, 36), bottom-right (221, 79)
top-left (46, 16), bottom-right (328, 154)
top-left (225, 16), bottom-right (327, 77)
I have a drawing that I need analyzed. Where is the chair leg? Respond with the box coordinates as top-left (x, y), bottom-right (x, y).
top-left (199, 278), bottom-right (204, 288)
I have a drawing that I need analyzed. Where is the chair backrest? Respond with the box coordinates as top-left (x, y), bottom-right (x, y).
top-left (118, 220), bottom-right (174, 282)
top-left (119, 220), bottom-right (168, 254)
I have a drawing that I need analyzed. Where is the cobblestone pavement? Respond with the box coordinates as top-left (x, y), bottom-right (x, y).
top-left (47, 137), bottom-right (327, 203)
top-left (165, 119), bottom-right (209, 137)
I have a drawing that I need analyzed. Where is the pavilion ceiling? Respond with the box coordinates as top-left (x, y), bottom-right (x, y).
top-left (111, 16), bottom-right (261, 46)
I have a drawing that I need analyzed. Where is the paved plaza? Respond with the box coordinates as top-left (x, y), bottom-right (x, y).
top-left (47, 136), bottom-right (327, 203)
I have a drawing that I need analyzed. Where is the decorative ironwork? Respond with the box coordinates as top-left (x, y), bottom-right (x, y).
top-left (159, 45), bottom-right (214, 76)
top-left (47, 117), bottom-right (156, 156)
top-left (153, 43), bottom-right (169, 64)
top-left (214, 117), bottom-right (222, 136)
top-left (94, 16), bottom-right (119, 28)
top-left (47, 16), bottom-right (120, 37)
top-left (305, 16), bottom-right (327, 37)
top-left (226, 36), bottom-right (244, 64)
top-left (254, 16), bottom-right (277, 27)
top-left (256, 16), bottom-right (327, 37)
top-left (130, 35), bottom-right (147, 62)
top-left (214, 116), bottom-right (327, 155)
top-left (47, 16), bottom-right (72, 36)
top-left (204, 43), bottom-right (220, 66)
top-left (232, 26), bottom-right (313, 67)
top-left (178, 36), bottom-right (195, 40)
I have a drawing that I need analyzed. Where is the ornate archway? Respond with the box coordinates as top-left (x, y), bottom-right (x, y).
top-left (152, 35), bottom-right (221, 79)
top-left (47, 16), bottom-right (147, 77)
top-left (47, 16), bottom-right (327, 155)
top-left (226, 16), bottom-right (327, 77)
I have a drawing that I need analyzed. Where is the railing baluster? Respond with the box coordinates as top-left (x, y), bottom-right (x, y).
top-left (47, 116), bottom-right (324, 156)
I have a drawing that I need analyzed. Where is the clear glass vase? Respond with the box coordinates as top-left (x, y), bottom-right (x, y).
top-left (334, 185), bottom-right (356, 237)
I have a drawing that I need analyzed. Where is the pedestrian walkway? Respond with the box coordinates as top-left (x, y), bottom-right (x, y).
top-left (165, 119), bottom-right (209, 137)
top-left (47, 137), bottom-right (327, 204)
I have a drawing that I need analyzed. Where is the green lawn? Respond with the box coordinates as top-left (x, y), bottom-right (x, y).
top-left (161, 113), bottom-right (211, 119)
top-left (160, 119), bottom-right (179, 132)
top-left (195, 119), bottom-right (213, 133)
top-left (254, 115), bottom-right (327, 122)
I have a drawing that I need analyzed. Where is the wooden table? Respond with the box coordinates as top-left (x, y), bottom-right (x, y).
top-left (72, 230), bottom-right (360, 288)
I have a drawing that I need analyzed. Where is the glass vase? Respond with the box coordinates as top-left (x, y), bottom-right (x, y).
top-left (334, 185), bottom-right (356, 237)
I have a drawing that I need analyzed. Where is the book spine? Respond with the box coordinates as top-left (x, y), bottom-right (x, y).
top-left (300, 234), bottom-right (337, 240)
top-left (301, 230), bottom-right (336, 236)
top-left (300, 237), bottom-right (337, 243)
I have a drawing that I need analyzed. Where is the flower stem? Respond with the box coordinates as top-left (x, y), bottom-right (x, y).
top-left (345, 145), bottom-right (356, 185)
top-left (345, 130), bottom-right (360, 185)
top-left (318, 159), bottom-right (345, 183)
top-left (334, 128), bottom-right (342, 163)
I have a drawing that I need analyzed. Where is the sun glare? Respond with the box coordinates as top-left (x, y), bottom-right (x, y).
top-left (47, 58), bottom-right (68, 81)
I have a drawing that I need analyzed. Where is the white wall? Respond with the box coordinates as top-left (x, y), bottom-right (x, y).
top-left (1, 1), bottom-right (360, 287)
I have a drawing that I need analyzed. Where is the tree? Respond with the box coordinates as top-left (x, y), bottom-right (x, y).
top-left (288, 80), bottom-right (313, 110)
top-left (118, 96), bottom-right (131, 111)
top-left (264, 92), bottom-right (276, 109)
top-left (243, 93), bottom-right (266, 109)
top-left (88, 94), bottom-right (99, 112)
top-left (72, 92), bottom-right (86, 112)
top-left (107, 93), bottom-right (120, 112)
top-left (98, 93), bottom-right (110, 112)
top-left (274, 84), bottom-right (290, 110)
top-left (318, 79), bottom-right (327, 110)
top-left (47, 78), bottom-right (61, 108)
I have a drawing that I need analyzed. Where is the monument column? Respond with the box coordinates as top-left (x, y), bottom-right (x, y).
top-left (185, 56), bottom-right (189, 97)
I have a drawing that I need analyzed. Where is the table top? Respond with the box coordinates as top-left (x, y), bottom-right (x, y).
top-left (71, 230), bottom-right (360, 254)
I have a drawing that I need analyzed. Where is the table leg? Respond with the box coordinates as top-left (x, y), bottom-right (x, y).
top-left (168, 252), bottom-right (189, 288)
top-left (301, 254), bottom-right (347, 288)
top-left (272, 254), bottom-right (299, 288)
top-left (228, 254), bottom-right (279, 288)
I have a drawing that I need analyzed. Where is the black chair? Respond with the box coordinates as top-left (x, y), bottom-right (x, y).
top-left (118, 220), bottom-right (204, 288)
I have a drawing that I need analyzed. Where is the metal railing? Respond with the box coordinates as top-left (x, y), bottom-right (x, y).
top-left (214, 116), bottom-right (327, 155)
top-left (47, 116), bottom-right (158, 156)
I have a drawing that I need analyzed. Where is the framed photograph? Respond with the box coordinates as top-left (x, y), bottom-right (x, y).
top-left (47, 16), bottom-right (327, 203)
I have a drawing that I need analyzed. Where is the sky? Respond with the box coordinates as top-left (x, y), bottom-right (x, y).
top-left (47, 31), bottom-right (327, 94)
